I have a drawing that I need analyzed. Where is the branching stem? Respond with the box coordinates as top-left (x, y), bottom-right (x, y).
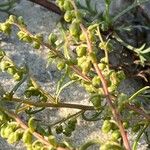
top-left (69, 1), bottom-right (131, 149)
top-left (0, 107), bottom-right (69, 150)
top-left (5, 97), bottom-right (95, 110)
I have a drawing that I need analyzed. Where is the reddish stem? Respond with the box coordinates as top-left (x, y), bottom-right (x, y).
top-left (4, 110), bottom-right (69, 150)
top-left (80, 23), bottom-right (131, 150)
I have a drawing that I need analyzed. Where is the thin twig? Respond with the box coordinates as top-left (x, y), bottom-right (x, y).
top-left (0, 107), bottom-right (69, 150)
top-left (50, 110), bottom-right (83, 127)
top-left (13, 23), bottom-right (90, 82)
top-left (6, 97), bottom-right (94, 110)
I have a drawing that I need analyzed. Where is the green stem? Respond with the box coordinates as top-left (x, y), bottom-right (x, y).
top-left (97, 26), bottom-right (109, 70)
top-left (5, 97), bottom-right (94, 110)
top-left (10, 65), bottom-right (29, 95)
top-left (50, 110), bottom-right (83, 127)
top-left (132, 123), bottom-right (149, 150)
top-left (30, 77), bottom-right (56, 103)
top-left (56, 80), bottom-right (77, 101)
top-left (12, 22), bottom-right (90, 82)
top-left (129, 86), bottom-right (150, 103)
top-left (0, 106), bottom-right (68, 150)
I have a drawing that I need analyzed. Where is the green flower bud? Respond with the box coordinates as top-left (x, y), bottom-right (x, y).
top-left (25, 91), bottom-right (32, 98)
top-left (7, 131), bottom-right (19, 144)
top-left (0, 61), bottom-right (11, 71)
top-left (123, 121), bottom-right (129, 129)
top-left (68, 118), bottom-right (77, 125)
top-left (105, 0), bottom-right (111, 5)
top-left (110, 71), bottom-right (119, 85)
top-left (111, 130), bottom-right (121, 141)
top-left (14, 128), bottom-right (24, 140)
top-left (22, 34), bottom-right (32, 43)
top-left (48, 51), bottom-right (57, 59)
top-left (89, 31), bottom-right (95, 41)
top-left (132, 124), bottom-right (141, 133)
top-left (28, 117), bottom-right (37, 132)
top-left (17, 31), bottom-right (32, 43)
top-left (17, 16), bottom-right (26, 26)
top-left (26, 87), bottom-right (40, 96)
top-left (89, 52), bottom-right (97, 63)
top-left (76, 11), bottom-right (82, 23)
top-left (32, 140), bottom-right (43, 150)
top-left (63, 127), bottom-right (72, 137)
top-left (63, 0), bottom-right (73, 10)
top-left (36, 126), bottom-right (47, 136)
top-left (17, 31), bottom-right (25, 39)
top-left (64, 10), bottom-right (74, 22)
top-left (8, 15), bottom-right (17, 23)
top-left (48, 135), bottom-right (57, 147)
top-left (117, 93), bottom-right (128, 111)
top-left (56, 0), bottom-right (65, 10)
top-left (100, 142), bottom-right (122, 150)
top-left (7, 67), bottom-right (16, 75)
top-left (69, 73), bottom-right (79, 80)
top-left (108, 84), bottom-right (117, 93)
top-left (77, 56), bottom-right (86, 65)
top-left (27, 86), bottom-right (37, 92)
top-left (83, 83), bottom-right (95, 93)
top-left (102, 120), bottom-right (112, 133)
top-left (0, 123), bottom-right (8, 138)
top-left (67, 118), bottom-right (77, 131)
top-left (26, 145), bottom-right (33, 150)
top-left (69, 21), bottom-right (80, 37)
top-left (22, 129), bottom-right (33, 145)
top-left (55, 125), bottom-right (63, 134)
top-left (98, 88), bottom-right (104, 95)
top-left (32, 42), bottom-right (40, 49)
top-left (98, 63), bottom-right (106, 70)
top-left (90, 94), bottom-right (101, 110)
top-left (34, 33), bottom-right (43, 43)
top-left (100, 57), bottom-right (107, 63)
top-left (48, 33), bottom-right (57, 45)
top-left (0, 111), bottom-right (7, 122)
top-left (76, 45), bottom-right (86, 57)
top-left (92, 76), bottom-right (101, 87)
top-left (57, 61), bottom-right (65, 70)
top-left (0, 23), bottom-right (11, 34)
top-left (0, 49), bottom-right (5, 60)
top-left (3, 122), bottom-right (17, 138)
top-left (82, 61), bottom-right (91, 75)
top-left (79, 33), bottom-right (86, 41)
top-left (65, 59), bottom-right (77, 65)
top-left (13, 72), bottom-right (23, 81)
top-left (78, 56), bottom-right (91, 74)
top-left (116, 71), bottom-right (126, 81)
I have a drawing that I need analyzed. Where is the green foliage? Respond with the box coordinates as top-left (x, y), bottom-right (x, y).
top-left (0, 0), bottom-right (150, 150)
top-left (0, 0), bottom-right (18, 12)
